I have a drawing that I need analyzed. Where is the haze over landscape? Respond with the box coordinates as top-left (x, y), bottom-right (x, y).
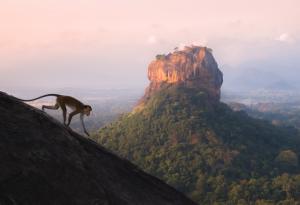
top-left (1, 0), bottom-right (300, 92)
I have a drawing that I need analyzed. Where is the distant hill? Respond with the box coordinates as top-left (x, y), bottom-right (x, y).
top-left (0, 92), bottom-right (196, 205)
top-left (92, 46), bottom-right (300, 204)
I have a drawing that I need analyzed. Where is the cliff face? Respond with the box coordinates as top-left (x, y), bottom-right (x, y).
top-left (141, 46), bottom-right (223, 103)
top-left (0, 92), bottom-right (196, 205)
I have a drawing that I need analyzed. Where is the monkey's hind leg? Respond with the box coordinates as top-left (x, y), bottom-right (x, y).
top-left (42, 103), bottom-right (59, 111)
top-left (60, 104), bottom-right (67, 126)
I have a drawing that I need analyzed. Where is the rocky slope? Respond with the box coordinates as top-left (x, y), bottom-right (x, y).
top-left (140, 46), bottom-right (223, 104)
top-left (0, 92), bottom-right (197, 205)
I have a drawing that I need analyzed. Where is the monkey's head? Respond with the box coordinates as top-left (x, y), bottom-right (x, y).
top-left (83, 105), bottom-right (92, 116)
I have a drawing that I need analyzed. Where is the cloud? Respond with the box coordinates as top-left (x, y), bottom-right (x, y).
top-left (147, 35), bottom-right (157, 44)
top-left (192, 40), bottom-right (208, 47)
top-left (176, 40), bottom-right (208, 51)
top-left (275, 33), bottom-right (294, 43)
top-left (178, 43), bottom-right (187, 51)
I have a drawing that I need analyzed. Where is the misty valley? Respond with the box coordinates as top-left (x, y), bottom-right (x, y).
top-left (22, 88), bottom-right (300, 135)
top-left (224, 90), bottom-right (300, 131)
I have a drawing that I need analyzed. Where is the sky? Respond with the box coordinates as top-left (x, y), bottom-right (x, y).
top-left (1, 0), bottom-right (300, 92)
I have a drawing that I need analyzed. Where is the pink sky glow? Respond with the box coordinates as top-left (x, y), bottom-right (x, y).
top-left (0, 0), bottom-right (299, 90)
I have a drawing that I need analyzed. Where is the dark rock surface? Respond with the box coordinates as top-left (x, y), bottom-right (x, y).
top-left (0, 92), bottom-right (197, 205)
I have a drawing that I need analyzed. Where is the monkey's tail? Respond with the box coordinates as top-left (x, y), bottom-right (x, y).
top-left (15, 94), bottom-right (61, 102)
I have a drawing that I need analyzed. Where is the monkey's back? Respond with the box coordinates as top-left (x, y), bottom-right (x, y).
top-left (57, 95), bottom-right (84, 109)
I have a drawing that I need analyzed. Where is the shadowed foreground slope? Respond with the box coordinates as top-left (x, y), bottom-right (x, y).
top-left (0, 92), bottom-right (197, 205)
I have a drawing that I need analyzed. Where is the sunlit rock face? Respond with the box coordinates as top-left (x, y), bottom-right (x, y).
top-left (142, 46), bottom-right (223, 103)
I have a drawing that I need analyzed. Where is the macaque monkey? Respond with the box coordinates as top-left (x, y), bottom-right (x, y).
top-left (16, 94), bottom-right (92, 136)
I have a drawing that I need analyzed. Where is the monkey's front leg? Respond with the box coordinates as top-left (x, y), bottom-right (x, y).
top-left (84, 130), bottom-right (90, 136)
top-left (80, 114), bottom-right (90, 136)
